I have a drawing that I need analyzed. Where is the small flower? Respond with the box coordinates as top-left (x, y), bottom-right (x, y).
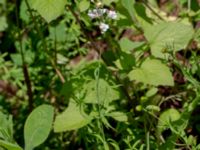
top-left (88, 9), bottom-right (107, 19)
top-left (99, 22), bottom-right (109, 33)
top-left (107, 10), bottom-right (117, 19)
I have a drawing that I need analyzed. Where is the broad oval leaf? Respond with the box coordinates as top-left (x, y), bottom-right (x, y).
top-left (144, 22), bottom-right (194, 58)
top-left (24, 105), bottom-right (54, 150)
top-left (54, 102), bottom-right (92, 132)
top-left (128, 59), bottom-right (174, 86)
top-left (28, 0), bottom-right (67, 23)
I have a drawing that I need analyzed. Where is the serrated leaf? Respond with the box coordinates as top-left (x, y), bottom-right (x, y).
top-left (144, 22), bottom-right (194, 58)
top-left (24, 105), bottom-right (54, 150)
top-left (128, 59), bottom-right (174, 86)
top-left (54, 102), bottom-right (92, 132)
top-left (82, 79), bottom-right (120, 105)
top-left (28, 0), bottom-right (67, 23)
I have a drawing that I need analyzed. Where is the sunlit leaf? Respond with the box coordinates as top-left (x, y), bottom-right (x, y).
top-left (128, 59), bottom-right (174, 86)
top-left (108, 112), bottom-right (128, 122)
top-left (28, 0), bottom-right (67, 23)
top-left (82, 79), bottom-right (120, 105)
top-left (157, 108), bottom-right (180, 134)
top-left (24, 105), bottom-right (54, 150)
top-left (78, 0), bottom-right (90, 12)
top-left (144, 22), bottom-right (194, 58)
top-left (54, 102), bottom-right (92, 132)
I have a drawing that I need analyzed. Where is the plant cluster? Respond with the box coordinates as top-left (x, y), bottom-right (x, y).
top-left (1, 0), bottom-right (200, 149)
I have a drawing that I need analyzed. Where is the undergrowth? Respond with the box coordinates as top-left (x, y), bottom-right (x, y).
top-left (1, 0), bottom-right (200, 150)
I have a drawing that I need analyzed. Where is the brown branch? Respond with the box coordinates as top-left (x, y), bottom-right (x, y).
top-left (16, 0), bottom-right (33, 111)
top-left (23, 64), bottom-right (33, 111)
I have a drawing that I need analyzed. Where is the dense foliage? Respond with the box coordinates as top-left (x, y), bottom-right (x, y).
top-left (1, 0), bottom-right (200, 149)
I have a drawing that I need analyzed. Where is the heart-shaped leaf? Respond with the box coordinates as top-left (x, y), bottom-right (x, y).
top-left (144, 22), bottom-right (194, 58)
top-left (128, 59), bottom-right (174, 86)
top-left (28, 0), bottom-right (67, 23)
top-left (54, 102), bottom-right (92, 132)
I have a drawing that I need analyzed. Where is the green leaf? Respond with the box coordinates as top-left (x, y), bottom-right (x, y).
top-left (121, 0), bottom-right (135, 20)
top-left (24, 105), bottom-right (54, 150)
top-left (0, 112), bottom-right (14, 142)
top-left (0, 140), bottom-right (22, 150)
top-left (108, 112), bottom-right (128, 122)
top-left (145, 87), bottom-right (158, 97)
top-left (144, 22), bottom-right (194, 58)
top-left (145, 105), bottom-right (160, 112)
top-left (82, 79), bottom-right (120, 105)
top-left (20, 0), bottom-right (29, 22)
top-left (157, 108), bottom-right (180, 134)
top-left (134, 3), bottom-right (152, 29)
top-left (114, 52), bottom-right (135, 71)
top-left (119, 38), bottom-right (144, 52)
top-left (28, 0), bottom-right (67, 23)
top-left (128, 59), bottom-right (174, 86)
top-left (49, 22), bottom-right (67, 42)
top-left (0, 112), bottom-right (22, 150)
top-left (0, 0), bottom-right (5, 5)
top-left (54, 102), bottom-right (92, 132)
top-left (78, 0), bottom-right (90, 12)
top-left (0, 16), bottom-right (8, 31)
top-left (103, 0), bottom-right (118, 5)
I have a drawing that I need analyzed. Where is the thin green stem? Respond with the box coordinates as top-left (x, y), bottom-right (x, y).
top-left (94, 62), bottom-right (106, 144)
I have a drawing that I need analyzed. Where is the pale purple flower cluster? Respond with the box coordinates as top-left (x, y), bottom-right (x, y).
top-left (87, 8), bottom-right (117, 33)
top-left (99, 23), bottom-right (109, 33)
top-left (88, 8), bottom-right (117, 20)
top-left (88, 9), bottom-right (107, 19)
top-left (107, 10), bottom-right (117, 19)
